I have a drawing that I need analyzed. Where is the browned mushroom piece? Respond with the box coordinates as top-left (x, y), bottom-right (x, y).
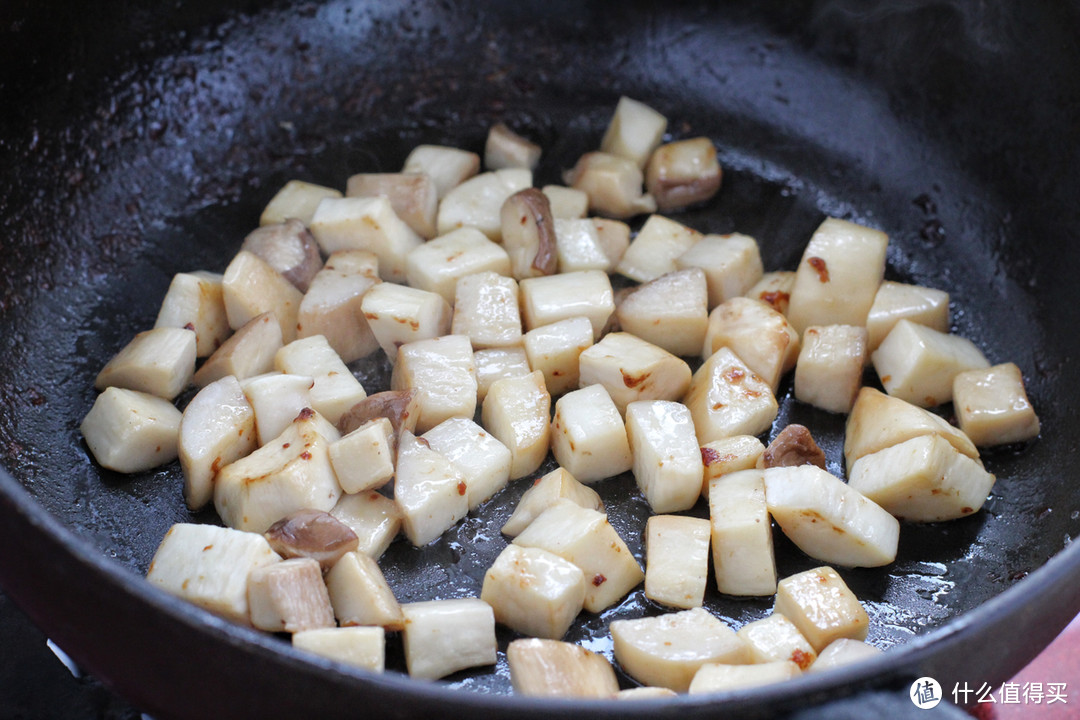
top-left (644, 137), bottom-right (722, 212)
top-left (501, 187), bottom-right (558, 279)
top-left (485, 123), bottom-right (542, 171)
top-left (264, 509), bottom-right (360, 571)
top-left (763, 424), bottom-right (827, 470)
top-left (345, 172), bottom-right (439, 239)
top-left (240, 218), bottom-right (324, 293)
top-left (336, 389), bottom-right (420, 438)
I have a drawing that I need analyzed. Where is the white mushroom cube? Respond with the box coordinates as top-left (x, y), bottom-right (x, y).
top-left (241, 373), bottom-right (315, 446)
top-left (405, 227), bottom-right (511, 303)
top-left (523, 316), bottom-right (593, 396)
top-left (866, 280), bottom-right (950, 352)
top-left (214, 409), bottom-right (342, 533)
top-left (592, 218), bottom-right (632, 269)
top-left (324, 550), bottom-right (403, 629)
top-left (193, 312), bottom-right (282, 388)
top-left (844, 387), bottom-right (978, 469)
top-left (616, 214), bottom-right (703, 283)
top-left (481, 370), bottom-right (551, 480)
top-left (708, 469), bottom-right (777, 596)
top-left (402, 144), bottom-right (480, 199)
top-left (787, 218), bottom-right (889, 333)
top-left (260, 179), bottom-right (342, 227)
top-left (566, 151), bottom-right (656, 219)
top-left (330, 491), bottom-right (402, 559)
top-left (645, 514), bottom-right (711, 609)
top-left (745, 271), bottom-right (796, 316)
top-left (513, 500), bottom-right (643, 613)
top-left (953, 362), bottom-right (1040, 446)
top-left (579, 332), bottom-right (692, 414)
top-left (248, 557), bottom-right (335, 633)
top-left (617, 268), bottom-right (709, 357)
top-left (542, 185), bottom-right (588, 219)
top-left (423, 417), bottom-right (512, 510)
top-left (81, 387), bottom-right (182, 473)
top-left (553, 218), bottom-right (611, 273)
top-left (773, 567), bottom-right (869, 652)
top-left (473, 346), bottom-right (531, 402)
top-left (501, 467), bottom-right (603, 538)
top-left (485, 122), bottom-right (542, 170)
top-left (481, 544), bottom-right (585, 640)
top-left (275, 335), bottom-right (367, 425)
top-left (178, 375), bottom-right (257, 510)
top-left (240, 219), bottom-right (323, 293)
top-left (154, 271), bottom-right (230, 357)
top-left (848, 434), bottom-right (996, 522)
top-left (520, 269), bottom-right (614, 340)
top-left (393, 430), bottom-right (469, 546)
top-left (400, 598), bottom-right (497, 680)
top-left (451, 272), bottom-right (522, 349)
top-left (626, 400), bottom-right (703, 513)
top-left (309, 196), bottom-right (424, 283)
top-left (737, 613), bottom-right (817, 670)
top-left (391, 335), bottom-right (476, 433)
top-left (292, 626), bottom-right (385, 673)
top-left (872, 319), bottom-right (989, 407)
top-left (610, 608), bottom-right (750, 692)
top-left (346, 172), bottom-right (438, 239)
top-left (688, 661), bottom-right (801, 694)
top-left (550, 384), bottom-right (633, 483)
top-left (700, 435), bottom-right (766, 499)
top-left (146, 523), bottom-right (281, 625)
top-left (615, 687), bottom-right (679, 701)
top-left (763, 465), bottom-right (899, 568)
top-left (808, 638), bottom-right (882, 672)
top-left (329, 418), bottom-right (395, 494)
top-left (222, 250), bottom-right (303, 343)
top-left (600, 96), bottom-right (668, 168)
top-left (703, 297), bottom-right (799, 394)
top-left (95, 327), bottom-right (196, 400)
top-left (437, 168), bottom-right (533, 241)
top-left (684, 347), bottom-right (778, 444)
top-left (507, 638), bottom-right (619, 699)
top-left (360, 282), bottom-right (452, 361)
top-left (645, 137), bottom-right (722, 212)
top-left (297, 250), bottom-right (381, 363)
top-left (794, 325), bottom-right (868, 414)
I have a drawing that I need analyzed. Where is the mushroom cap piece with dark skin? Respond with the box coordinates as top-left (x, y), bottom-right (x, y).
top-left (501, 187), bottom-right (558, 279)
top-left (763, 424), bottom-right (827, 470)
top-left (336, 389), bottom-right (419, 438)
top-left (264, 508), bottom-right (360, 571)
top-left (240, 218), bottom-right (324, 293)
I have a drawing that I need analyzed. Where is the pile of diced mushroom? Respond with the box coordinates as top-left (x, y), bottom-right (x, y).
top-left (80, 96), bottom-right (1041, 696)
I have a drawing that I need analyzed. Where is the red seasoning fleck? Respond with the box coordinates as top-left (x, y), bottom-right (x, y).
top-left (457, 481), bottom-right (467, 496)
top-left (300, 451), bottom-right (312, 460)
top-left (790, 648), bottom-right (813, 670)
top-left (808, 256), bottom-right (830, 282)
top-left (592, 573), bottom-right (607, 587)
top-left (701, 447), bottom-right (722, 466)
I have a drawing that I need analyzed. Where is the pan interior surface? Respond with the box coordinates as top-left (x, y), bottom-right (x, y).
top-left (2, 0), bottom-right (1080, 710)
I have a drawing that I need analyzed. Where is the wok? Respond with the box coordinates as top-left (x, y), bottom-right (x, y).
top-left (2, 0), bottom-right (1080, 717)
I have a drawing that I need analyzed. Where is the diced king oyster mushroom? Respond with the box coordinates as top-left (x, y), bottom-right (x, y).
top-left (522, 315), bottom-right (594, 396)
top-left (794, 324), bottom-right (868, 414)
top-left (762, 424), bottom-right (826, 470)
top-left (763, 464), bottom-right (899, 568)
top-left (542, 184), bottom-right (589, 219)
top-left (708, 469), bottom-right (777, 597)
top-left (700, 435), bottom-right (766, 499)
top-left (615, 687), bottom-right (679, 701)
top-left (702, 296), bottom-right (799, 394)
top-left (263, 508), bottom-right (359, 570)
top-left (745, 270), bottom-right (796, 316)
top-left (240, 218), bottom-right (324, 293)
top-left (687, 661), bottom-right (802, 694)
top-left (248, 557), bottom-right (335, 633)
top-left (328, 417), bottom-right (395, 494)
top-left (736, 613), bottom-right (818, 670)
top-left (359, 282), bottom-right (452, 362)
top-left (578, 332), bottom-right (692, 414)
top-left (437, 168), bottom-right (533, 241)
top-left (402, 144), bottom-right (480, 200)
top-left (393, 430), bottom-right (469, 547)
top-left (213, 408), bottom-right (343, 533)
top-left (566, 151), bottom-right (657, 220)
top-left (154, 270), bottom-right (230, 358)
top-left (773, 566), bottom-right (869, 652)
top-left (520, 269), bottom-right (615, 340)
top-left (500, 467), bottom-right (603, 538)
top-left (222, 250), bottom-right (304, 343)
top-left (193, 312), bottom-right (282, 388)
top-left (391, 334), bottom-right (477, 433)
top-left (81, 387), bottom-right (183, 474)
top-left (241, 372), bottom-right (316, 446)
top-left (480, 544), bottom-right (585, 640)
top-left (866, 280), bottom-right (950, 352)
top-left (616, 268), bottom-right (710, 357)
top-left (645, 137), bottom-right (722, 212)
top-left (297, 249), bottom-right (382, 363)
top-left (259, 179), bottom-right (342, 227)
top-left (600, 96), bottom-right (668, 169)
top-left (626, 400), bottom-right (704, 513)
top-left (550, 384), bottom-right (633, 483)
top-left (405, 226), bottom-right (511, 303)
top-left (473, 346), bottom-right (531, 402)
top-left (309, 196), bottom-right (423, 283)
top-left (676, 233), bottom-right (764, 310)
top-left (507, 638), bottom-right (620, 699)
top-left (513, 500), bottom-right (643, 613)
top-left (616, 214), bottom-right (703, 283)
top-left (400, 598), bottom-right (497, 680)
top-left (610, 607), bottom-right (750, 692)
top-left (481, 370), bottom-right (551, 480)
top-left (872, 319), bottom-right (990, 408)
top-left (178, 375), bottom-right (257, 510)
top-left (292, 626), bottom-right (385, 673)
top-left (684, 347), bottom-right (778, 444)
top-left (451, 271), bottom-right (523, 350)
top-left (146, 523), bottom-right (281, 626)
top-left (324, 550), bottom-right (403, 630)
top-left (336, 389), bottom-right (419, 438)
top-left (644, 514), bottom-right (711, 609)
top-left (807, 638), bottom-right (882, 673)
top-left (953, 362), bottom-right (1040, 447)
top-left (345, 172), bottom-right (439, 240)
top-left (329, 491), bottom-right (402, 560)
top-left (275, 335), bottom-right (367, 426)
top-left (94, 326), bottom-right (197, 401)
top-left (484, 122), bottom-right (542, 171)
top-left (422, 417), bottom-right (512, 510)
top-left (553, 218), bottom-right (611, 274)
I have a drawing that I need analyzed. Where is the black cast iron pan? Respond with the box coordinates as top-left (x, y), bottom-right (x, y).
top-left (2, 0), bottom-right (1080, 717)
